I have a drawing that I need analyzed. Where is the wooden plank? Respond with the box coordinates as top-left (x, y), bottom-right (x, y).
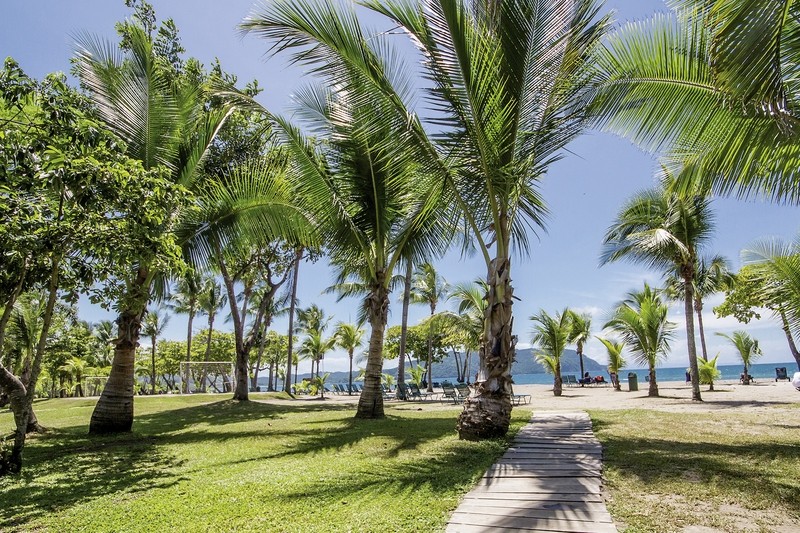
top-left (454, 503), bottom-right (613, 523)
top-left (457, 498), bottom-right (610, 513)
top-left (447, 512), bottom-right (619, 533)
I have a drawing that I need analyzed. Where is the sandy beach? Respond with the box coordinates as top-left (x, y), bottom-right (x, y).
top-left (293, 379), bottom-right (800, 416)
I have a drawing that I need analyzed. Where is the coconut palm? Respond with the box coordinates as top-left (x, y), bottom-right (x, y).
top-left (298, 331), bottom-right (336, 380)
top-left (592, 0), bottom-right (800, 204)
top-left (411, 263), bottom-right (449, 392)
top-left (698, 353), bottom-right (721, 391)
top-left (595, 336), bottom-right (626, 391)
top-left (665, 255), bottom-right (733, 362)
top-left (604, 284), bottom-right (675, 397)
top-left (716, 331), bottom-right (762, 385)
top-left (168, 271), bottom-right (203, 379)
top-left (567, 311), bottom-right (592, 378)
top-left (91, 320), bottom-right (117, 368)
top-left (58, 357), bottom-right (91, 398)
top-left (197, 278), bottom-right (227, 392)
top-left (335, 322), bottom-right (365, 396)
top-left (447, 279), bottom-right (489, 384)
top-left (241, 0), bottom-right (609, 436)
top-left (531, 309), bottom-right (573, 397)
top-left (142, 308), bottom-right (170, 394)
top-left (602, 179), bottom-right (714, 401)
top-left (242, 4), bottom-right (447, 420)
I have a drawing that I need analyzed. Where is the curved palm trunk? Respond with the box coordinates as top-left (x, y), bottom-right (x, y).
top-left (150, 338), bottom-right (157, 395)
top-left (284, 248), bottom-right (302, 393)
top-left (648, 366), bottom-right (659, 397)
top-left (683, 269), bottom-right (702, 401)
top-left (0, 370), bottom-right (27, 475)
top-left (778, 307), bottom-right (800, 371)
top-left (457, 257), bottom-right (513, 440)
top-left (355, 279), bottom-right (389, 419)
top-left (90, 267), bottom-right (149, 434)
top-left (89, 308), bottom-right (143, 433)
top-left (577, 343), bottom-right (585, 378)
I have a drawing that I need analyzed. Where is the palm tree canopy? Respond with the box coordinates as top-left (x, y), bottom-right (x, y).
top-left (567, 311), bottom-right (592, 349)
top-left (601, 180), bottom-right (715, 273)
top-left (596, 336), bottom-right (626, 372)
top-left (335, 322), bottom-right (365, 353)
top-left (410, 263), bottom-right (449, 314)
top-left (716, 330), bottom-right (763, 367)
top-left (531, 309), bottom-right (573, 362)
top-left (591, 0), bottom-right (800, 203)
top-left (198, 279), bottom-right (227, 318)
top-left (604, 283), bottom-right (675, 369)
top-left (142, 309), bottom-right (170, 340)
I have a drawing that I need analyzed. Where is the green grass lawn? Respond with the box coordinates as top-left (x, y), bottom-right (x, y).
top-left (591, 407), bottom-right (800, 532)
top-left (1, 395), bottom-right (530, 532)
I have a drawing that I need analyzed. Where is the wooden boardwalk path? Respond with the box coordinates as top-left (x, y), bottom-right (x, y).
top-left (446, 411), bottom-right (616, 533)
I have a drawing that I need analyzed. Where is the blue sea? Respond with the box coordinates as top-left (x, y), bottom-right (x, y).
top-left (440, 362), bottom-right (799, 386)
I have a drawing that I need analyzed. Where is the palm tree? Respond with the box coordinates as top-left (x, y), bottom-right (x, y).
top-left (592, 0), bottom-right (800, 204)
top-left (447, 280), bottom-right (489, 384)
top-left (91, 320), bottom-right (116, 368)
top-left (665, 255), bottom-right (733, 362)
top-left (168, 270), bottom-right (203, 388)
top-left (716, 331), bottom-right (762, 385)
top-left (242, 4), bottom-right (447, 420)
top-left (602, 179), bottom-right (714, 401)
top-left (604, 284), bottom-right (675, 397)
top-left (596, 336), bottom-right (626, 391)
top-left (567, 311), bottom-right (592, 378)
top-left (58, 357), bottom-right (91, 397)
top-left (410, 263), bottom-right (448, 392)
top-left (698, 353), bottom-right (721, 392)
top-left (740, 236), bottom-right (800, 370)
top-left (142, 308), bottom-right (170, 394)
top-left (298, 332), bottom-right (336, 381)
top-left (335, 322), bottom-right (365, 396)
top-left (531, 309), bottom-right (573, 397)
top-left (242, 0), bottom-right (609, 437)
top-left (197, 279), bottom-right (227, 393)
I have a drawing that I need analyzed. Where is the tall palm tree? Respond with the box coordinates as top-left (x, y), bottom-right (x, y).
top-left (363, 0), bottom-right (610, 439)
top-left (716, 331), bottom-right (762, 385)
top-left (335, 322), bottom-right (365, 396)
top-left (168, 271), bottom-right (203, 383)
top-left (531, 309), bottom-right (573, 397)
top-left (142, 308), bottom-right (170, 394)
top-left (411, 263), bottom-right (448, 392)
top-left (601, 179), bottom-right (714, 401)
top-left (665, 255), bottom-right (733, 362)
top-left (604, 283), bottom-right (676, 397)
top-left (242, 0), bottom-right (609, 436)
top-left (567, 311), bottom-right (592, 378)
top-left (58, 357), bottom-right (91, 398)
top-left (197, 278), bottom-right (227, 393)
top-left (592, 0), bottom-right (800, 204)
top-left (298, 331), bottom-right (336, 381)
top-left (447, 279), bottom-right (489, 384)
top-left (242, 3), bottom-right (447, 419)
top-left (596, 336), bottom-right (626, 391)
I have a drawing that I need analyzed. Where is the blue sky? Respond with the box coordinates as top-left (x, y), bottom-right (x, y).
top-left (3, 0), bottom-right (798, 372)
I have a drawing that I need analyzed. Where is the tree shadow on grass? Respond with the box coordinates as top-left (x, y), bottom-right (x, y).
top-left (599, 434), bottom-right (800, 510)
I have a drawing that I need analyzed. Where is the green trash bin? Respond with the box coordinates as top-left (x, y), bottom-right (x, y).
top-left (628, 372), bottom-right (638, 392)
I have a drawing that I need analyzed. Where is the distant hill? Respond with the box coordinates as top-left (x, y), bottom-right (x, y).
top-left (289, 347), bottom-right (607, 384)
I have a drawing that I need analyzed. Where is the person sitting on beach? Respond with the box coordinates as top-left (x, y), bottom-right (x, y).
top-left (594, 375), bottom-right (606, 384)
top-left (579, 372), bottom-right (592, 386)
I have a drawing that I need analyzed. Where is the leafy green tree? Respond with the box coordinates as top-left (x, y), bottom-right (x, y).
top-left (335, 322), bottom-right (365, 396)
top-left (604, 284), bottom-right (675, 397)
top-left (567, 311), bottom-right (592, 378)
top-left (716, 331), bottom-right (762, 385)
top-left (142, 308), bottom-right (170, 394)
top-left (592, 0), bottom-right (800, 203)
top-left (602, 179), bottom-right (714, 401)
top-left (155, 340), bottom-right (185, 391)
top-left (531, 309), bottom-right (573, 397)
top-left (596, 336), bottom-right (626, 391)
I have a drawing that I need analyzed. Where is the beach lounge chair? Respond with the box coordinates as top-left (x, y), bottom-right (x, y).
top-left (776, 367), bottom-right (790, 381)
top-left (398, 383), bottom-right (414, 401)
top-left (381, 384), bottom-right (396, 400)
top-left (565, 375), bottom-right (578, 387)
top-left (455, 383), bottom-right (470, 401)
top-left (510, 384), bottom-right (531, 405)
top-left (440, 383), bottom-right (459, 404)
top-left (409, 383), bottom-right (433, 401)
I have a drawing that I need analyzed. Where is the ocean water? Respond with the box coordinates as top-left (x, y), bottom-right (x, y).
top-left (439, 362), bottom-right (799, 386)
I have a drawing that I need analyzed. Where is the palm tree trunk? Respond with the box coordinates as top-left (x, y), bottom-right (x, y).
top-left (184, 310), bottom-right (194, 393)
top-left (578, 346), bottom-right (585, 378)
top-left (90, 267), bottom-right (149, 434)
top-left (200, 315), bottom-right (214, 393)
top-left (89, 308), bottom-right (143, 433)
top-left (397, 261), bottom-right (411, 391)
top-left (457, 256), bottom-right (513, 440)
top-left (695, 298), bottom-right (709, 361)
top-left (778, 307), bottom-right (800, 371)
top-left (648, 366), bottom-right (658, 397)
top-left (683, 270), bottom-right (702, 401)
top-left (0, 369), bottom-right (28, 475)
top-left (150, 338), bottom-right (157, 395)
top-left (285, 248), bottom-right (302, 393)
top-left (553, 361), bottom-right (563, 397)
top-left (355, 278), bottom-right (389, 419)
top-left (348, 349), bottom-right (354, 396)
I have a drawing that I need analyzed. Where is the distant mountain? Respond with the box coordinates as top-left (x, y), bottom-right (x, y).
top-left (287, 347), bottom-right (607, 385)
